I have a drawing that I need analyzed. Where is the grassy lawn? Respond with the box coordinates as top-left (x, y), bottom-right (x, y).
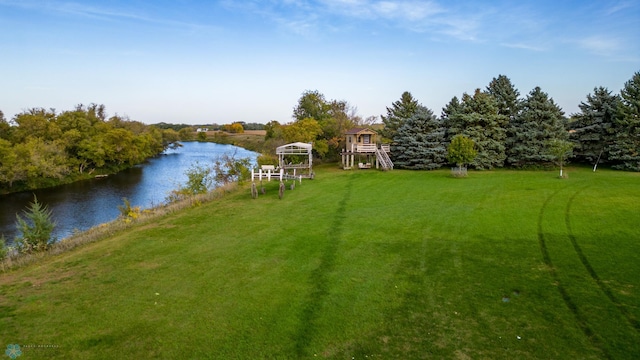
top-left (1, 165), bottom-right (639, 359)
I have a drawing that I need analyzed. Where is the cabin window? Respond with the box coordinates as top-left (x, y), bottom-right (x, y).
top-left (363, 134), bottom-right (371, 144)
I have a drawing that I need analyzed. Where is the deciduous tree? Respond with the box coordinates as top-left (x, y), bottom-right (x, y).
top-left (547, 139), bottom-right (574, 177)
top-left (0, 110), bottom-right (11, 140)
top-left (291, 90), bottom-right (355, 159)
top-left (293, 90), bottom-right (331, 123)
top-left (0, 138), bottom-right (19, 187)
top-left (447, 134), bottom-right (477, 169)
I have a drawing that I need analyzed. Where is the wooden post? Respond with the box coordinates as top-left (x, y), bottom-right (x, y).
top-left (251, 182), bottom-right (258, 199)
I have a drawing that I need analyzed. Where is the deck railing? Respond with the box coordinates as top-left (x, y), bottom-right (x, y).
top-left (353, 143), bottom-right (377, 153)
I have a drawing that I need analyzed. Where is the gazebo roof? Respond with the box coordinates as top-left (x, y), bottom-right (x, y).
top-left (276, 142), bottom-right (313, 154)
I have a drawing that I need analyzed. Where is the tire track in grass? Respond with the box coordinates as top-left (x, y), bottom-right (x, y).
top-left (538, 188), bottom-right (611, 359)
top-left (565, 188), bottom-right (640, 332)
top-left (294, 175), bottom-right (353, 357)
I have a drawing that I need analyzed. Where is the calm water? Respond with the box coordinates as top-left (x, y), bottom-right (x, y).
top-left (0, 142), bottom-right (258, 245)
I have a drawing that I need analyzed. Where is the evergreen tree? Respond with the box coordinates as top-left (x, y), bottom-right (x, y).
top-left (445, 89), bottom-right (508, 169)
top-left (608, 71), bottom-right (640, 171)
top-left (507, 87), bottom-right (567, 167)
top-left (15, 195), bottom-right (56, 253)
top-left (441, 96), bottom-right (462, 140)
top-left (441, 96), bottom-right (462, 120)
top-left (486, 74), bottom-right (521, 119)
top-left (381, 91), bottom-right (419, 142)
top-left (568, 87), bottom-right (620, 166)
top-left (393, 105), bottom-right (446, 170)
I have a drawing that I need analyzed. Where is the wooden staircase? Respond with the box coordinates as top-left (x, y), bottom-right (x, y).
top-left (375, 147), bottom-right (394, 170)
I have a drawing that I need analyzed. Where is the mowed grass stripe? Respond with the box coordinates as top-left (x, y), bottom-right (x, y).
top-left (537, 178), bottom-right (640, 359)
top-left (566, 186), bottom-right (640, 332)
top-left (0, 165), bottom-right (639, 359)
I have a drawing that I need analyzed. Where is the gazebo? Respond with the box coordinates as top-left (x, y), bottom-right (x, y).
top-left (276, 142), bottom-right (314, 178)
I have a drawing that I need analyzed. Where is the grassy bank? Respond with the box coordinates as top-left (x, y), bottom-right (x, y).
top-left (1, 166), bottom-right (639, 359)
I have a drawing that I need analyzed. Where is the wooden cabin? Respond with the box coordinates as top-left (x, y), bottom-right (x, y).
top-left (341, 128), bottom-right (393, 170)
top-left (345, 128), bottom-right (377, 152)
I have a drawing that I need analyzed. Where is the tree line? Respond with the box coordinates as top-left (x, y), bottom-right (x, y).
top-left (262, 90), bottom-right (376, 161)
top-left (262, 72), bottom-right (637, 172)
top-left (0, 104), bottom-right (183, 193)
top-left (382, 72), bottom-right (639, 171)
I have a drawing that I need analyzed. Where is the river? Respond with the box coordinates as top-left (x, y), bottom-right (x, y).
top-left (0, 142), bottom-right (258, 245)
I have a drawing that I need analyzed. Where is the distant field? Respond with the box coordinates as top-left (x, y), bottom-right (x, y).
top-left (206, 129), bottom-right (266, 136)
top-left (205, 130), bottom-right (266, 152)
top-left (1, 166), bottom-right (639, 359)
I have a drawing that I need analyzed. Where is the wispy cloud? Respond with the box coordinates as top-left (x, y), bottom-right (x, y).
top-left (222, 0), bottom-right (479, 40)
top-left (0, 0), bottom-right (216, 32)
top-left (577, 35), bottom-right (622, 56)
top-left (319, 0), bottom-right (445, 21)
top-left (604, 1), bottom-right (635, 15)
top-left (501, 42), bottom-right (547, 52)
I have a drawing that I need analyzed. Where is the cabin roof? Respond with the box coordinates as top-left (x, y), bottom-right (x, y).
top-left (345, 128), bottom-right (377, 135)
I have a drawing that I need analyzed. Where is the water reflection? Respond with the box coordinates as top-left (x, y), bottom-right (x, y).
top-left (0, 142), bottom-right (258, 244)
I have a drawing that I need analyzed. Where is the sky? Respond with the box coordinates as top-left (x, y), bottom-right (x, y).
top-left (1, 0), bottom-right (639, 125)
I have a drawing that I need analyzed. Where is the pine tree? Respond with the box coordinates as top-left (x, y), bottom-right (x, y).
top-left (441, 96), bottom-right (462, 120)
top-left (568, 87), bottom-right (620, 166)
top-left (441, 96), bottom-right (462, 140)
top-left (445, 89), bottom-right (508, 169)
top-left (393, 105), bottom-right (446, 170)
top-left (381, 91), bottom-right (419, 142)
top-left (507, 87), bottom-right (567, 168)
top-left (608, 72), bottom-right (640, 171)
top-left (15, 195), bottom-right (56, 253)
top-left (486, 74), bottom-right (521, 119)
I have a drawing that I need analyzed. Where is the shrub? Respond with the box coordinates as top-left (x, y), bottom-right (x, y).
top-left (257, 154), bottom-right (278, 167)
top-left (15, 195), bottom-right (57, 254)
top-left (166, 161), bottom-right (215, 203)
top-left (0, 236), bottom-right (7, 260)
top-left (118, 197), bottom-right (142, 221)
top-left (166, 154), bottom-right (251, 203)
top-left (447, 135), bottom-right (477, 168)
top-left (212, 154), bottom-right (252, 186)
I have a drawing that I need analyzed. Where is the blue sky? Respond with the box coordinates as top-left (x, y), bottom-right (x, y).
top-left (1, 0), bottom-right (639, 125)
